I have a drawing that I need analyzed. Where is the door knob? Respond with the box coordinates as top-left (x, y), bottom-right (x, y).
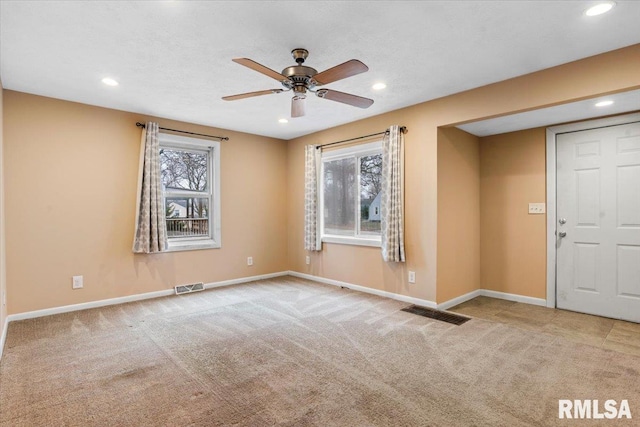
top-left (559, 218), bottom-right (567, 225)
top-left (559, 231), bottom-right (567, 238)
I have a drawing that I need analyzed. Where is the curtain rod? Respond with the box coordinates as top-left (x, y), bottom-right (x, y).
top-left (316, 126), bottom-right (407, 150)
top-left (135, 122), bottom-right (229, 141)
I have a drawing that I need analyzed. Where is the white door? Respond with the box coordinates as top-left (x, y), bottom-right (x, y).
top-left (556, 121), bottom-right (640, 322)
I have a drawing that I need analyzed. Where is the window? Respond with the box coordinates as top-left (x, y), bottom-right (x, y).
top-left (320, 141), bottom-right (382, 247)
top-left (159, 133), bottom-right (220, 251)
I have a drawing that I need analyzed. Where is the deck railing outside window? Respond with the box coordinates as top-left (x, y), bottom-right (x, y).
top-left (166, 218), bottom-right (209, 238)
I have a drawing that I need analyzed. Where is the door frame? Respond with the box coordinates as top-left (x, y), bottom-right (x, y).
top-left (545, 112), bottom-right (640, 308)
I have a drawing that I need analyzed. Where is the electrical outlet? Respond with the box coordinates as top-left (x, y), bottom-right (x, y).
top-left (247, 256), bottom-right (253, 266)
top-left (305, 256), bottom-right (310, 265)
top-left (528, 203), bottom-right (546, 214)
top-left (72, 275), bottom-right (83, 289)
top-left (408, 271), bottom-right (416, 284)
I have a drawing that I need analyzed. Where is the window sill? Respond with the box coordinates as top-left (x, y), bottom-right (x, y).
top-left (166, 239), bottom-right (221, 252)
top-left (322, 235), bottom-right (381, 248)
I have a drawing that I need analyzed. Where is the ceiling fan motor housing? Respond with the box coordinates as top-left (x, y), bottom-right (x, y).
top-left (281, 64), bottom-right (318, 93)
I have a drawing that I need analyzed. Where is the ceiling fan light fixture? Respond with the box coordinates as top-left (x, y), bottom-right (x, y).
top-left (372, 82), bottom-right (386, 90)
top-left (278, 118), bottom-right (289, 124)
top-left (291, 95), bottom-right (306, 118)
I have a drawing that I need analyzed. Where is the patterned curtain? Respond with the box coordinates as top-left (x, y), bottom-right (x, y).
top-left (132, 122), bottom-right (168, 253)
top-left (304, 145), bottom-right (322, 251)
top-left (380, 125), bottom-right (405, 262)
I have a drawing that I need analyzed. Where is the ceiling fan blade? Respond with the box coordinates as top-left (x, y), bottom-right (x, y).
top-left (232, 58), bottom-right (287, 82)
top-left (316, 89), bottom-right (374, 109)
top-left (222, 89), bottom-right (283, 101)
top-left (313, 59), bottom-right (369, 85)
top-left (291, 95), bottom-right (306, 118)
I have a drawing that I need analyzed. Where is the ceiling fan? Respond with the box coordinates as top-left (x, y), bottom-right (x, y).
top-left (222, 48), bottom-right (374, 118)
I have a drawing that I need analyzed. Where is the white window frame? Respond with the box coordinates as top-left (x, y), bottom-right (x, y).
top-left (159, 133), bottom-right (221, 252)
top-left (320, 141), bottom-right (383, 247)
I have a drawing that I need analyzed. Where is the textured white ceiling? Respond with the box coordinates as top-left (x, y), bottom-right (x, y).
top-left (1, 1), bottom-right (639, 140)
top-left (458, 89), bottom-right (640, 136)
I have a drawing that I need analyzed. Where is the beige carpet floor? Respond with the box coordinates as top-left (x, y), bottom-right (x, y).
top-left (1, 276), bottom-right (639, 426)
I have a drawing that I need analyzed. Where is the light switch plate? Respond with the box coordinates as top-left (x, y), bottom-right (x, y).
top-left (528, 203), bottom-right (546, 214)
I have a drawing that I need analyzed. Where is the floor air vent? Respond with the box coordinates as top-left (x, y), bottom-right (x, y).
top-left (175, 282), bottom-right (205, 295)
top-left (401, 305), bottom-right (471, 325)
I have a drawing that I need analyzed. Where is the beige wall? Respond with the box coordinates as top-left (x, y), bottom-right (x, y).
top-left (3, 91), bottom-right (288, 314)
top-left (287, 108), bottom-right (432, 300)
top-left (0, 79), bottom-right (6, 337)
top-left (479, 129), bottom-right (547, 299)
top-left (2, 44), bottom-right (639, 317)
top-left (287, 44), bottom-right (640, 305)
top-left (437, 128), bottom-right (480, 303)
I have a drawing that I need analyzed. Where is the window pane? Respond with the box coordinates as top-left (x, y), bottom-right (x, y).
top-left (165, 197), bottom-right (209, 238)
top-left (360, 154), bottom-right (382, 235)
top-left (160, 149), bottom-right (208, 192)
top-left (323, 158), bottom-right (356, 236)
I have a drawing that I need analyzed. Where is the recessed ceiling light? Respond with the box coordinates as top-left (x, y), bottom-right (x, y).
top-left (595, 100), bottom-right (614, 107)
top-left (278, 118), bottom-right (288, 124)
top-left (585, 2), bottom-right (615, 16)
top-left (372, 82), bottom-right (387, 90)
top-left (101, 77), bottom-right (119, 86)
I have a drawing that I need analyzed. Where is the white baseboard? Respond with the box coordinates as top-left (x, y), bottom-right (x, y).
top-left (437, 290), bottom-right (482, 310)
top-left (5, 271), bottom-right (289, 324)
top-left (6, 289), bottom-right (174, 323)
top-left (479, 289), bottom-right (547, 307)
top-left (287, 271), bottom-right (438, 309)
top-left (203, 271), bottom-right (288, 290)
top-left (0, 317), bottom-right (8, 360)
top-left (436, 288), bottom-right (547, 310)
top-left (289, 271), bottom-right (547, 311)
top-left (4, 272), bottom-right (547, 324)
